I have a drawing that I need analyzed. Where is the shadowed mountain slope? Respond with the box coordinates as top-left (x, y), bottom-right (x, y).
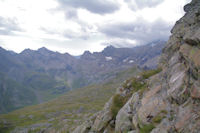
top-left (0, 41), bottom-right (165, 114)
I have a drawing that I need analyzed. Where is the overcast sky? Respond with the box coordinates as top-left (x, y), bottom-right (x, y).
top-left (0, 0), bottom-right (191, 55)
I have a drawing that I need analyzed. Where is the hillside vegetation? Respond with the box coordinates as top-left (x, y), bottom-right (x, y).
top-left (0, 66), bottom-right (140, 133)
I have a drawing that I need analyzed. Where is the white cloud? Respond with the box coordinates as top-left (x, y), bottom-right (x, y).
top-left (0, 0), bottom-right (191, 55)
top-left (124, 0), bottom-right (163, 11)
top-left (57, 0), bottom-right (120, 15)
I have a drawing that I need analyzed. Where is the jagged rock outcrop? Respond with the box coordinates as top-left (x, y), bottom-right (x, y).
top-left (73, 0), bottom-right (200, 132)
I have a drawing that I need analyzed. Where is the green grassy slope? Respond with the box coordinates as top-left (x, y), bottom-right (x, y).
top-left (0, 71), bottom-right (71, 114)
top-left (0, 66), bottom-right (140, 133)
top-left (0, 72), bottom-right (37, 114)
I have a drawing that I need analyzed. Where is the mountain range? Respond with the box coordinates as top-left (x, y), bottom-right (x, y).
top-left (0, 40), bottom-right (165, 114)
top-left (0, 0), bottom-right (200, 133)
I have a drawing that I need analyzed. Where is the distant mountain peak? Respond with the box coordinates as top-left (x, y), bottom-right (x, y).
top-left (0, 46), bottom-right (16, 55)
top-left (37, 47), bottom-right (54, 56)
top-left (38, 47), bottom-right (51, 52)
top-left (81, 50), bottom-right (93, 59)
top-left (20, 48), bottom-right (34, 55)
top-left (83, 50), bottom-right (91, 55)
top-left (104, 45), bottom-right (115, 50)
top-left (102, 45), bottom-right (116, 56)
top-left (38, 47), bottom-right (47, 50)
top-left (0, 46), bottom-right (5, 51)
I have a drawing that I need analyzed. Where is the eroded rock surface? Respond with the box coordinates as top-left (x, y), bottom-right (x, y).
top-left (73, 0), bottom-right (200, 132)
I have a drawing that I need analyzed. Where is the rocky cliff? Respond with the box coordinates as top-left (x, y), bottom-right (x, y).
top-left (73, 0), bottom-right (200, 132)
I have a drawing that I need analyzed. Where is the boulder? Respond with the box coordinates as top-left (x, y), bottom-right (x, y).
top-left (115, 93), bottom-right (140, 132)
top-left (91, 98), bottom-right (113, 132)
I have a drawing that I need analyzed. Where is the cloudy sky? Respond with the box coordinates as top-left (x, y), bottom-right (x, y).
top-left (0, 0), bottom-right (191, 55)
